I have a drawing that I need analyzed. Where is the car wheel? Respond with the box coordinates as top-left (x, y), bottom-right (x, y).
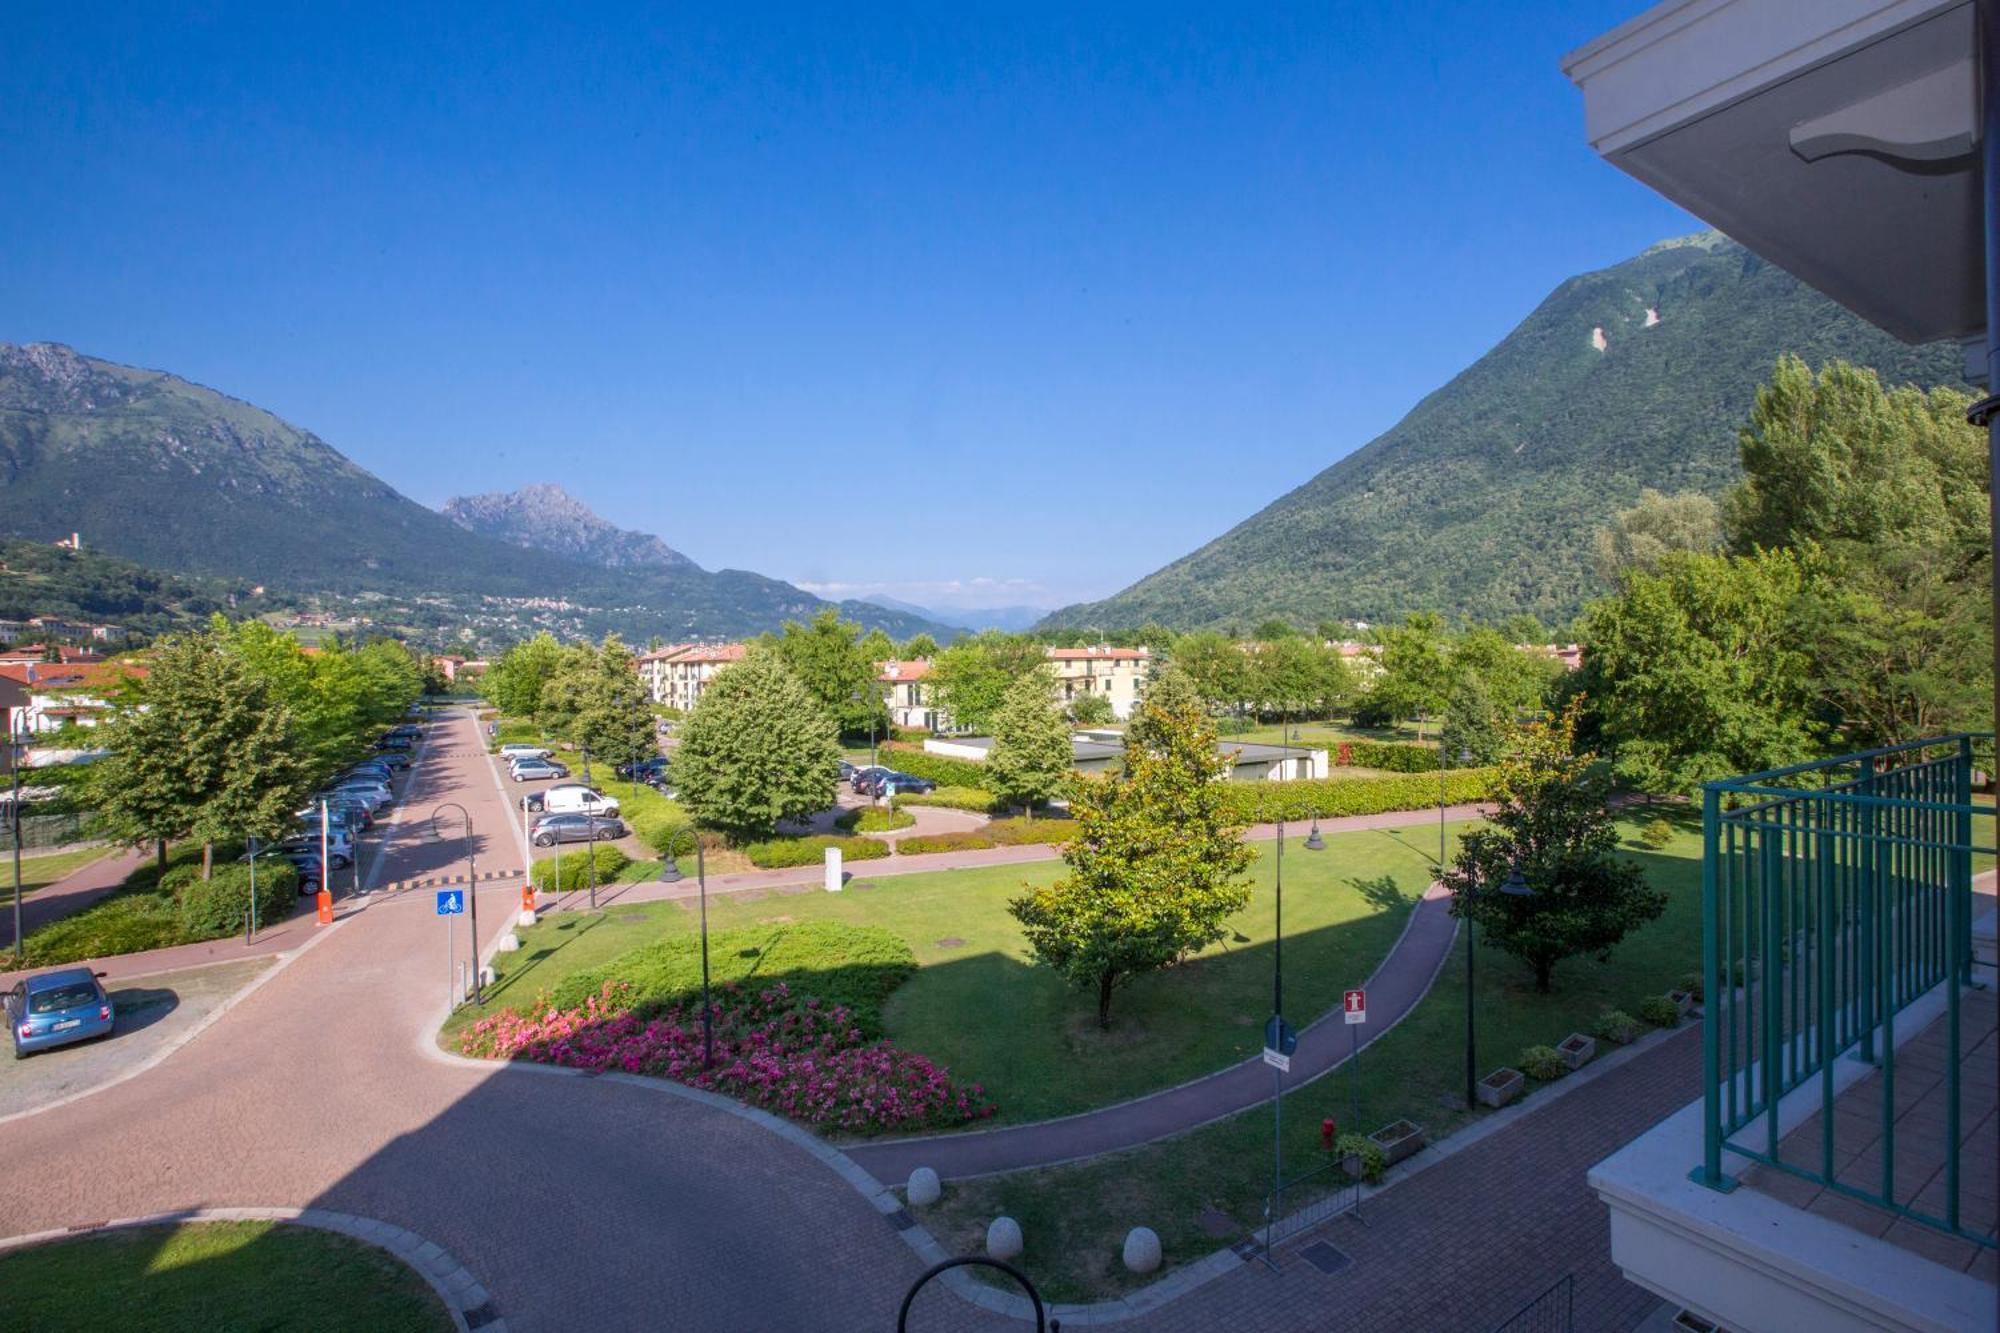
top-left (535, 834), bottom-right (554, 847)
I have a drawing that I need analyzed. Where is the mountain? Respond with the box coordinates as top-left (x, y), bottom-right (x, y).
top-left (861, 596), bottom-right (1049, 633)
top-left (0, 343), bottom-right (952, 641)
top-left (442, 484), bottom-right (696, 571)
top-left (1039, 233), bottom-right (1968, 632)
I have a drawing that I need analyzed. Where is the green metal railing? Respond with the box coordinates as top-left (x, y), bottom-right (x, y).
top-left (1697, 735), bottom-right (1992, 1246)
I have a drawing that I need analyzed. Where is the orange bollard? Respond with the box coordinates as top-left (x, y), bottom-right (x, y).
top-left (315, 889), bottom-right (334, 925)
top-left (522, 882), bottom-right (536, 914)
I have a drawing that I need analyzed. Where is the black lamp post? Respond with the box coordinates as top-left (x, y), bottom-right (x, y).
top-left (697, 834), bottom-right (713, 1068)
top-left (8, 716), bottom-right (22, 965)
top-left (658, 830), bottom-right (684, 883)
top-left (1464, 859), bottom-right (1532, 1107)
top-left (429, 801), bottom-right (481, 1005)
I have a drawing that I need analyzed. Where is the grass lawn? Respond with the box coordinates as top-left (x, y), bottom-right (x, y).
top-left (445, 822), bottom-right (1467, 1124)
top-left (1218, 719), bottom-right (1427, 748)
top-left (2, 845), bottom-right (112, 899)
top-left (0, 1221), bottom-right (452, 1332)
top-left (913, 812), bottom-right (1712, 1303)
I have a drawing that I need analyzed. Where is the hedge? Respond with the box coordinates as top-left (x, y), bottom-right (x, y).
top-left (1340, 740), bottom-right (1449, 773)
top-left (552, 921), bottom-right (917, 1033)
top-left (741, 835), bottom-right (891, 869)
top-left (898, 786), bottom-right (1002, 814)
top-left (986, 817), bottom-right (1074, 846)
top-left (1216, 768), bottom-right (1498, 821)
top-left (878, 743), bottom-right (989, 789)
top-left (834, 806), bottom-right (917, 833)
top-left (176, 860), bottom-right (300, 936)
top-left (531, 845), bottom-right (631, 891)
top-left (897, 830), bottom-right (997, 855)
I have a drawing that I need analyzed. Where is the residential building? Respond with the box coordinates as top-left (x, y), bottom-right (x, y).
top-left (876, 659), bottom-right (939, 731)
top-left (1045, 646), bottom-right (1152, 720)
top-left (639, 642), bottom-right (746, 711)
top-left (0, 661), bottom-right (148, 734)
top-left (1568, 5), bottom-right (1996, 1329)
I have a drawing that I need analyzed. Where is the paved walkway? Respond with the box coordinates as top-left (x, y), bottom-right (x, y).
top-left (0, 846), bottom-right (146, 950)
top-left (849, 880), bottom-right (1459, 1181)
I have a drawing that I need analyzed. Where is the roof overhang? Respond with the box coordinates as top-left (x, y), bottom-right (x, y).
top-left (1564, 0), bottom-right (1981, 352)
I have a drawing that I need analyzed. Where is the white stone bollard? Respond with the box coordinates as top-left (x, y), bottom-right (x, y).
top-left (907, 1167), bottom-right (941, 1207)
top-left (1122, 1227), bottom-right (1162, 1274)
top-left (496, 932), bottom-right (521, 952)
top-left (479, 965), bottom-right (496, 987)
top-left (825, 845), bottom-right (843, 892)
top-left (985, 1216), bottom-right (1023, 1261)
top-left (518, 908), bottom-right (538, 927)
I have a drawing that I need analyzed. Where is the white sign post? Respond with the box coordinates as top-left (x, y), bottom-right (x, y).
top-left (824, 845), bottom-right (842, 892)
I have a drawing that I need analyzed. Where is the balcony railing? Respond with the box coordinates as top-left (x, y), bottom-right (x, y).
top-left (1697, 734), bottom-right (1992, 1245)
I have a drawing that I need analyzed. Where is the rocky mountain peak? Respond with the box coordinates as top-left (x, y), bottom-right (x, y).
top-left (441, 484), bottom-right (698, 572)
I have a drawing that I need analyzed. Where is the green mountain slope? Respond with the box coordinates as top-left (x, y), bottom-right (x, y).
top-left (1040, 234), bottom-right (1967, 631)
top-left (0, 343), bottom-right (949, 640)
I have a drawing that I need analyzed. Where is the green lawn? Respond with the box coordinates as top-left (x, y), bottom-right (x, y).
top-left (1218, 719), bottom-right (1426, 748)
top-left (914, 813), bottom-right (1710, 1303)
top-left (446, 822), bottom-right (1466, 1124)
top-left (0, 845), bottom-right (111, 899)
top-left (0, 1221), bottom-right (452, 1332)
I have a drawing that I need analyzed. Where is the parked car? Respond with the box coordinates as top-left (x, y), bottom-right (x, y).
top-left (838, 760), bottom-right (856, 781)
top-left (387, 724), bottom-right (423, 740)
top-left (849, 765), bottom-right (891, 794)
top-left (374, 736), bottom-right (413, 752)
top-left (366, 750), bottom-right (413, 771)
top-left (530, 813), bottom-right (627, 846)
top-left (616, 756), bottom-right (669, 781)
top-left (6, 969), bottom-right (114, 1058)
top-left (299, 798), bottom-right (371, 831)
top-left (332, 779), bottom-right (392, 806)
top-left (325, 786), bottom-right (391, 814)
top-left (344, 765), bottom-right (396, 786)
top-left (276, 836), bottom-right (350, 870)
top-left (510, 759), bottom-right (569, 782)
top-left (499, 743), bottom-right (553, 761)
top-left (854, 770), bottom-right (935, 797)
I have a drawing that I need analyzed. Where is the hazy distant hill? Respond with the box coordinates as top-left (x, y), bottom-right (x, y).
top-left (1040, 233), bottom-right (1967, 631)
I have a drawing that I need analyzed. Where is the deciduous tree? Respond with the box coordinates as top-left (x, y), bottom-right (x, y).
top-left (673, 649), bottom-right (840, 839)
top-left (986, 669), bottom-right (1073, 815)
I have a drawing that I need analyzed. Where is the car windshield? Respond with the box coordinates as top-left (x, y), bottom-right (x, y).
top-left (28, 983), bottom-right (98, 1014)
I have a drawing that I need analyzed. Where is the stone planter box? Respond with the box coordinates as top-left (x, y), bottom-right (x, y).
top-left (1669, 989), bottom-right (1695, 1018)
top-left (1558, 1033), bottom-right (1596, 1070)
top-left (1477, 1067), bottom-right (1524, 1108)
top-left (1339, 1151), bottom-right (1364, 1180)
top-left (1368, 1119), bottom-right (1426, 1166)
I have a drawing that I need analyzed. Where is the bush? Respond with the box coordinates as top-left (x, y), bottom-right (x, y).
top-left (1343, 741), bottom-right (1451, 773)
top-left (1637, 818), bottom-right (1675, 849)
top-left (176, 861), bottom-right (299, 937)
top-left (1637, 995), bottom-right (1682, 1028)
top-left (1677, 971), bottom-right (1704, 1003)
top-left (899, 786), bottom-right (1002, 813)
top-left (877, 743), bottom-right (989, 789)
top-left (741, 835), bottom-right (890, 869)
top-left (1519, 1044), bottom-right (1567, 1081)
top-left (1592, 1009), bottom-right (1642, 1044)
top-left (1334, 1132), bottom-right (1386, 1183)
top-left (1349, 699), bottom-right (1397, 729)
top-left (986, 817), bottom-right (1073, 846)
top-left (550, 921), bottom-right (918, 1032)
top-left (896, 831), bottom-right (998, 855)
top-left (530, 845), bottom-right (631, 891)
top-left (1214, 769), bottom-right (1499, 822)
top-left (834, 806), bottom-right (917, 833)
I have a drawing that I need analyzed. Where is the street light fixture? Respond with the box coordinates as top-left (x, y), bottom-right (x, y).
top-left (1463, 858), bottom-right (1533, 1108)
top-left (8, 716), bottom-right (23, 965)
top-left (429, 801), bottom-right (481, 1005)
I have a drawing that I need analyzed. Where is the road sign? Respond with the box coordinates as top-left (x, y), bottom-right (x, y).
top-left (1263, 1015), bottom-right (1298, 1055)
top-left (1343, 988), bottom-right (1367, 1024)
top-left (435, 889), bottom-right (465, 916)
top-left (1262, 1047), bottom-right (1291, 1072)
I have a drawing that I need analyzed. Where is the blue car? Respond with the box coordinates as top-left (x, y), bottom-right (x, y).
top-left (5, 968), bottom-right (115, 1058)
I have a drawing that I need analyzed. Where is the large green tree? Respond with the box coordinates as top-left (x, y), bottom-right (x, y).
top-left (482, 632), bottom-right (565, 719)
top-left (673, 649), bottom-right (840, 839)
top-left (1442, 703), bottom-right (1665, 993)
top-left (1009, 688), bottom-right (1252, 1028)
top-left (1367, 612), bottom-right (1455, 731)
top-left (926, 631), bottom-right (1046, 732)
top-left (1590, 489), bottom-right (1723, 584)
top-left (1169, 631), bottom-right (1249, 714)
top-left (985, 669), bottom-right (1073, 815)
top-left (769, 608), bottom-right (890, 737)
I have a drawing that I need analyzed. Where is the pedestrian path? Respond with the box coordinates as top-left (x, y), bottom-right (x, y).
top-left (847, 879), bottom-right (1460, 1182)
top-left (0, 846), bottom-right (145, 950)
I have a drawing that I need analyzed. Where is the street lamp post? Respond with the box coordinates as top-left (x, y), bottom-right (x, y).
top-left (697, 835), bottom-right (714, 1068)
top-left (429, 801), bottom-right (481, 1005)
top-left (1463, 860), bottom-right (1532, 1108)
top-left (8, 716), bottom-right (22, 965)
top-left (1439, 746), bottom-right (1471, 878)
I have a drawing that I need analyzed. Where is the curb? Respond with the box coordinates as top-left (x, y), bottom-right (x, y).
top-left (0, 1205), bottom-right (501, 1332)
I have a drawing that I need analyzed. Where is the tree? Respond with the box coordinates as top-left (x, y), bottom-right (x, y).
top-left (1369, 613), bottom-right (1454, 731)
top-left (1440, 675), bottom-right (1506, 766)
top-left (1247, 637), bottom-right (1346, 721)
top-left (1441, 702), bottom-right (1665, 993)
top-left (856, 627), bottom-right (897, 666)
top-left (673, 649), bottom-right (840, 839)
top-left (1010, 687), bottom-right (1252, 1028)
top-left (986, 670), bottom-right (1073, 815)
top-left (770, 608), bottom-right (889, 737)
top-left (482, 632), bottom-right (565, 719)
top-left (1169, 631), bottom-right (1248, 714)
top-left (900, 632), bottom-right (939, 659)
top-left (1451, 626), bottom-right (1557, 718)
top-left (1590, 489), bottom-right (1723, 584)
top-left (1252, 617), bottom-right (1297, 641)
top-left (572, 636), bottom-right (656, 768)
top-left (926, 631), bottom-right (1045, 732)
top-left (1068, 692), bottom-right (1115, 726)
top-left (1124, 662), bottom-right (1201, 759)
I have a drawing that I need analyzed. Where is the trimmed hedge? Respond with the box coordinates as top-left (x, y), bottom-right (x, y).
top-left (986, 817), bottom-right (1073, 847)
top-left (551, 921), bottom-right (917, 1034)
top-left (531, 845), bottom-right (631, 891)
top-left (176, 860), bottom-right (299, 936)
top-left (897, 831), bottom-right (996, 855)
top-left (835, 806), bottom-right (917, 833)
top-left (899, 785), bottom-right (1002, 814)
top-left (878, 743), bottom-right (989, 789)
top-left (742, 835), bottom-right (891, 869)
top-left (1341, 740), bottom-right (1449, 773)
top-left (1216, 768), bottom-right (1498, 821)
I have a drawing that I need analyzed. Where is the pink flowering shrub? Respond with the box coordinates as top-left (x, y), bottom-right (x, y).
top-left (460, 980), bottom-right (995, 1134)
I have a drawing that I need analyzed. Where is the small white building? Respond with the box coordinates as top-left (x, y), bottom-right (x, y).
top-left (876, 659), bottom-right (940, 731)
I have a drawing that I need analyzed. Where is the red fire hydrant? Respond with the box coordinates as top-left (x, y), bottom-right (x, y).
top-left (1321, 1117), bottom-right (1336, 1149)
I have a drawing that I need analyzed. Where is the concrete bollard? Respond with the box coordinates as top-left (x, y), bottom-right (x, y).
top-left (985, 1216), bottom-right (1023, 1261)
top-left (1122, 1227), bottom-right (1162, 1274)
top-left (496, 933), bottom-right (521, 953)
top-left (907, 1167), bottom-right (941, 1207)
top-left (825, 845), bottom-right (843, 892)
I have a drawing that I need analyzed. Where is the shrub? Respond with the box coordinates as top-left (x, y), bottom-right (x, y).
top-left (530, 845), bottom-right (631, 891)
top-left (1677, 971), bottom-right (1704, 1003)
top-left (1343, 741), bottom-right (1452, 774)
top-left (741, 835), bottom-right (890, 869)
top-left (877, 743), bottom-right (989, 789)
top-left (1592, 1009), bottom-right (1642, 1044)
top-left (834, 806), bottom-right (917, 833)
top-left (1637, 818), bottom-right (1676, 849)
top-left (550, 921), bottom-right (918, 1032)
top-left (176, 861), bottom-right (299, 938)
top-left (986, 817), bottom-right (1073, 846)
top-left (896, 831), bottom-right (997, 855)
top-left (1637, 995), bottom-right (1682, 1028)
top-left (1519, 1044), bottom-right (1567, 1081)
top-left (1334, 1132), bottom-right (1386, 1183)
top-left (1214, 769), bottom-right (1499, 822)
top-left (898, 786), bottom-right (1001, 813)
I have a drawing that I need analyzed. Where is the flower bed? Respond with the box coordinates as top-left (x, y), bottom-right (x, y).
top-left (460, 980), bottom-right (995, 1134)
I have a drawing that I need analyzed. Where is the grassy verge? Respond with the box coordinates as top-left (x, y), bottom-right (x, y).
top-left (443, 823), bottom-right (1462, 1124)
top-left (0, 1221), bottom-right (452, 1331)
top-left (16, 842), bottom-right (301, 966)
top-left (909, 813), bottom-right (1708, 1303)
top-left (1, 845), bottom-right (112, 898)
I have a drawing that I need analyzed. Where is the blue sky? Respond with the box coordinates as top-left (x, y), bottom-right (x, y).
top-left (0, 2), bottom-right (1690, 613)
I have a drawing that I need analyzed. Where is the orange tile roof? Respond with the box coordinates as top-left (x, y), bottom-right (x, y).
top-left (876, 659), bottom-right (932, 682)
top-left (1046, 646), bottom-right (1151, 661)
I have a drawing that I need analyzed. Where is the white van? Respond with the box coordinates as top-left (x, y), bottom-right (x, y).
top-left (526, 785), bottom-right (620, 818)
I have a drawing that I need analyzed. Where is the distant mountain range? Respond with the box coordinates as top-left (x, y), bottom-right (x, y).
top-left (1039, 233), bottom-right (1968, 631)
top-left (0, 343), bottom-right (953, 641)
top-left (861, 596), bottom-right (1050, 634)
